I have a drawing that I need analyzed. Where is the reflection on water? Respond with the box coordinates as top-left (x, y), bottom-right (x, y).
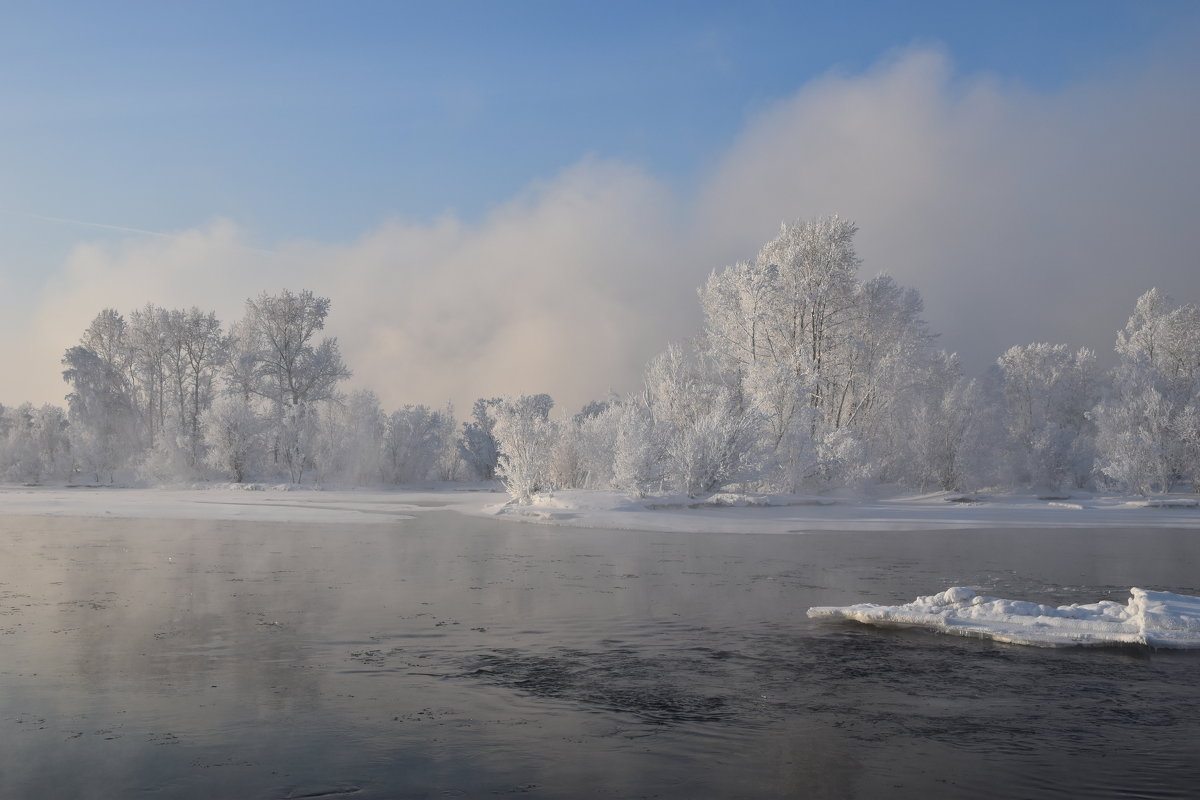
top-left (1, 513), bottom-right (1198, 798)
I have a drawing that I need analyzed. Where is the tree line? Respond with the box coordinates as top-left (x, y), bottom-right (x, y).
top-left (2, 217), bottom-right (1197, 498)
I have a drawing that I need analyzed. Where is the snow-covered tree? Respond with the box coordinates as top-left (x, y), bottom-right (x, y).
top-left (459, 397), bottom-right (502, 480)
top-left (128, 304), bottom-right (172, 449)
top-left (335, 390), bottom-right (386, 485)
top-left (432, 405), bottom-right (463, 481)
top-left (698, 216), bottom-right (935, 492)
top-left (547, 399), bottom-right (622, 491)
top-left (238, 290), bottom-right (350, 481)
top-left (278, 401), bottom-right (319, 483)
top-left (243, 290), bottom-right (350, 409)
top-left (222, 317), bottom-right (262, 403)
top-left (123, 305), bottom-right (228, 478)
top-left (383, 403), bottom-right (453, 485)
top-left (492, 394), bottom-right (557, 502)
top-left (643, 344), bottom-right (758, 497)
top-left (62, 311), bottom-right (143, 482)
top-left (176, 308), bottom-right (227, 467)
top-left (0, 403), bottom-right (71, 483)
top-left (610, 399), bottom-right (661, 497)
top-left (1094, 386), bottom-right (1175, 494)
top-left (700, 217), bottom-right (860, 443)
top-left (996, 343), bottom-right (1098, 491)
top-left (202, 395), bottom-right (265, 483)
top-left (890, 353), bottom-right (977, 491)
top-left (1173, 403), bottom-right (1200, 492)
top-left (31, 404), bottom-right (71, 482)
top-left (1094, 289), bottom-right (1200, 494)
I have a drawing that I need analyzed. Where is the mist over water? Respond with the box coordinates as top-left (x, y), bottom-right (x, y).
top-left (2, 512), bottom-right (1198, 798)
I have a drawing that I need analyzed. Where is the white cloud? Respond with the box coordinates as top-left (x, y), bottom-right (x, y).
top-left (693, 47), bottom-right (1200, 368)
top-left (12, 161), bottom-right (696, 413)
top-left (8, 46), bottom-right (1200, 412)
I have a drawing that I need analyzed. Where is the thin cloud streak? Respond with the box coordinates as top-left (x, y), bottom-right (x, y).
top-left (25, 213), bottom-right (280, 257)
top-left (26, 213), bottom-right (172, 238)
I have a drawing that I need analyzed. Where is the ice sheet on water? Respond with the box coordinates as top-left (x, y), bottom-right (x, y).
top-left (808, 587), bottom-right (1200, 648)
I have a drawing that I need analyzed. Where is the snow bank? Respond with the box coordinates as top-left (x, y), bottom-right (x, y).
top-left (0, 485), bottom-right (504, 525)
top-left (479, 488), bottom-right (1200, 534)
top-left (2, 484), bottom-right (1200, 534)
top-left (808, 587), bottom-right (1200, 648)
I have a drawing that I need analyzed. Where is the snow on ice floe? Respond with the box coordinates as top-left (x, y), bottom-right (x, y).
top-left (807, 587), bottom-right (1200, 648)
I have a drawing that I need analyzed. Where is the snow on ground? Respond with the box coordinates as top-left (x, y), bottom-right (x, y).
top-left (808, 587), bottom-right (1200, 648)
top-left (484, 488), bottom-right (1200, 533)
top-left (1, 483), bottom-right (1199, 532)
top-left (0, 483), bottom-right (502, 525)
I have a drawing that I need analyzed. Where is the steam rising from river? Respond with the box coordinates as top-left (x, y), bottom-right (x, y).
top-left (11, 46), bottom-right (1200, 411)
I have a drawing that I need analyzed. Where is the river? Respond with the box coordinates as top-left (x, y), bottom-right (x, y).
top-left (1, 512), bottom-right (1197, 798)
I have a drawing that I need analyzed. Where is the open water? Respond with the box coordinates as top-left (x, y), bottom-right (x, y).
top-left (1, 512), bottom-right (1197, 798)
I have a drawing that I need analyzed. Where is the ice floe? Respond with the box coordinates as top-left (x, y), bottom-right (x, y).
top-left (808, 587), bottom-right (1200, 648)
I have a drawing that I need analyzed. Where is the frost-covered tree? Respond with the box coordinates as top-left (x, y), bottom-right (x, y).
top-left (492, 394), bottom-right (557, 502)
top-left (610, 399), bottom-right (662, 497)
top-left (308, 394), bottom-right (391, 487)
top-left (643, 344), bottom-right (758, 497)
top-left (432, 405), bottom-right (463, 481)
top-left (1173, 403), bottom-right (1200, 492)
top-left (838, 276), bottom-right (932, 444)
top-left (459, 397), bottom-right (502, 480)
top-left (1094, 289), bottom-right (1200, 493)
top-left (1, 403), bottom-right (39, 482)
top-left (60, 305), bottom-right (229, 483)
top-left (701, 216), bottom-right (860, 386)
top-left (176, 308), bottom-right (227, 467)
top-left (278, 401), bottom-right (319, 483)
top-left (0, 403), bottom-right (71, 483)
top-left (383, 403), bottom-right (454, 485)
top-left (243, 290), bottom-right (351, 409)
top-left (238, 290), bottom-right (351, 481)
top-left (63, 311), bottom-right (143, 482)
top-left (699, 216), bottom-right (935, 492)
top-left (548, 399), bottom-right (622, 491)
top-left (222, 317), bottom-right (263, 403)
top-left (202, 395), bottom-right (265, 483)
top-left (700, 217), bottom-right (860, 436)
top-left (124, 305), bottom-right (228, 477)
top-left (334, 390), bottom-right (386, 485)
top-left (996, 343), bottom-right (1098, 491)
top-left (31, 404), bottom-right (71, 482)
top-left (129, 304), bottom-right (172, 449)
top-left (891, 353), bottom-right (978, 491)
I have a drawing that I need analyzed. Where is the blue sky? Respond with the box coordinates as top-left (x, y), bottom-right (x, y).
top-left (3, 1), bottom-right (1200, 408)
top-left (6, 1), bottom-right (1195, 248)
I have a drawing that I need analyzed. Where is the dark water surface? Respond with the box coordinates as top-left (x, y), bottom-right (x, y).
top-left (1, 513), bottom-right (1198, 799)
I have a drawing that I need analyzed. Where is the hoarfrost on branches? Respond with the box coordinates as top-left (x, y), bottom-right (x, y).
top-left (2, 223), bottom-right (1194, 499)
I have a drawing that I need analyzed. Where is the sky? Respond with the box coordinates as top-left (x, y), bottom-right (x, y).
top-left (3, 1), bottom-right (1200, 412)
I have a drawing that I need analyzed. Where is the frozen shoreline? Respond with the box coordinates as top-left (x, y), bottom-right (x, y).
top-left (0, 484), bottom-right (494, 526)
top-left (1, 483), bottom-right (1199, 532)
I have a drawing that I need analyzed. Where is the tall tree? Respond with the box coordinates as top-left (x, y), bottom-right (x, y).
top-left (492, 395), bottom-right (557, 503)
top-left (63, 310), bottom-right (141, 481)
top-left (177, 308), bottom-right (227, 466)
top-left (699, 216), bottom-right (934, 491)
top-left (241, 290), bottom-right (351, 480)
top-left (129, 304), bottom-right (171, 448)
top-left (459, 397), bottom-right (503, 480)
top-left (996, 343), bottom-right (1098, 491)
top-left (1094, 289), bottom-right (1200, 493)
top-left (244, 290), bottom-right (350, 409)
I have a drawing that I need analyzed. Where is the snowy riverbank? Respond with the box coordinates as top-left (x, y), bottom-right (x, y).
top-left (2, 483), bottom-right (1199, 533)
top-left (0, 483), bottom-right (493, 525)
